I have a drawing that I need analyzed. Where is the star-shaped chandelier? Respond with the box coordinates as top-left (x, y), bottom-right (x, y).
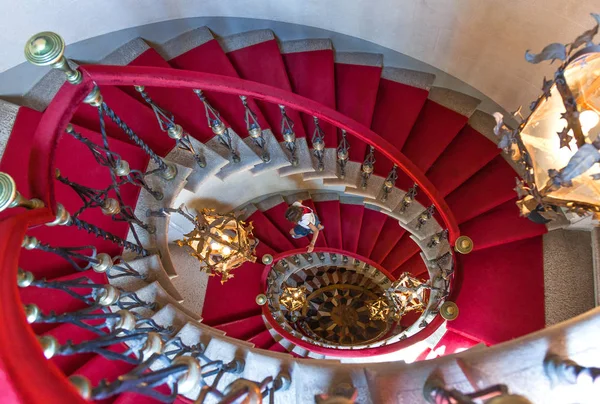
top-left (154, 205), bottom-right (257, 283)
top-left (494, 13), bottom-right (600, 222)
top-left (279, 284), bottom-right (308, 312)
top-left (367, 272), bottom-right (430, 322)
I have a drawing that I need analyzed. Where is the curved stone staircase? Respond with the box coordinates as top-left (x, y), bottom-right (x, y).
top-left (2, 25), bottom-right (595, 403)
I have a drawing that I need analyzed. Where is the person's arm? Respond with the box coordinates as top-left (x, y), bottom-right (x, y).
top-left (307, 222), bottom-right (320, 252)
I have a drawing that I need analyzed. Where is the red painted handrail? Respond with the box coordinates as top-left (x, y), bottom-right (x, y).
top-left (260, 247), bottom-right (445, 358)
top-left (80, 65), bottom-right (460, 244)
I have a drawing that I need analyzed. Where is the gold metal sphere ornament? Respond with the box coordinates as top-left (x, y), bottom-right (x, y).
top-left (440, 301), bottom-right (459, 321)
top-left (454, 235), bottom-right (473, 254)
top-left (262, 254), bottom-right (274, 265)
top-left (255, 294), bottom-right (267, 306)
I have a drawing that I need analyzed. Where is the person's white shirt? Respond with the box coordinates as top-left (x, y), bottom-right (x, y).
top-left (292, 201), bottom-right (315, 229)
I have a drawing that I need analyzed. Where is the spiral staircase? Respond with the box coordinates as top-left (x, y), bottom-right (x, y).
top-left (0, 25), bottom-right (599, 404)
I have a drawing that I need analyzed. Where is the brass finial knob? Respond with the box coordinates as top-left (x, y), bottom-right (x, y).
top-left (262, 254), bottom-right (273, 265)
top-left (68, 375), bottom-right (92, 400)
top-left (24, 31), bottom-right (82, 84)
top-left (0, 172), bottom-right (44, 212)
top-left (24, 32), bottom-right (65, 66)
top-left (255, 293), bottom-right (267, 306)
top-left (440, 301), bottom-right (459, 321)
top-left (454, 235), bottom-right (473, 254)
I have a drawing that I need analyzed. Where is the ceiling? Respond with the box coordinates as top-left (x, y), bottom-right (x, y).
top-left (2, 0), bottom-right (596, 111)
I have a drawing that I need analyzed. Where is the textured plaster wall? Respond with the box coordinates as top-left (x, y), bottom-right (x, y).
top-left (544, 229), bottom-right (595, 326)
top-left (0, 0), bottom-right (596, 113)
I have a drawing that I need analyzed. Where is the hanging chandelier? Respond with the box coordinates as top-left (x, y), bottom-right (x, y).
top-left (494, 14), bottom-right (600, 222)
top-left (279, 284), bottom-right (307, 313)
top-left (156, 205), bottom-right (257, 283)
top-left (367, 272), bottom-right (430, 322)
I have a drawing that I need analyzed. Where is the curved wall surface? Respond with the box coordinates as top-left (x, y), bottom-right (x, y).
top-left (0, 0), bottom-right (594, 112)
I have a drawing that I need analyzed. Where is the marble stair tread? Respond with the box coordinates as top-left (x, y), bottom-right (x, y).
top-left (428, 86), bottom-right (481, 117)
top-left (389, 199), bottom-right (427, 225)
top-left (339, 195), bottom-right (365, 205)
top-left (323, 161), bottom-right (361, 188)
top-left (309, 192), bottom-right (339, 202)
top-left (125, 161), bottom-right (192, 269)
top-left (247, 129), bottom-right (292, 175)
top-left (403, 211), bottom-right (443, 241)
top-left (344, 175), bottom-right (385, 200)
top-left (256, 194), bottom-right (286, 212)
top-left (278, 137), bottom-right (316, 176)
top-left (168, 244), bottom-right (210, 317)
top-left (411, 234), bottom-right (452, 261)
top-left (109, 254), bottom-right (183, 302)
top-left (207, 129), bottom-right (263, 180)
top-left (99, 37), bottom-right (150, 65)
top-left (218, 29), bottom-right (275, 53)
top-left (0, 99), bottom-right (19, 160)
top-left (293, 360), bottom-right (372, 404)
top-left (283, 191), bottom-right (311, 205)
top-left (165, 136), bottom-right (229, 193)
top-left (302, 148), bottom-right (338, 181)
top-left (150, 303), bottom-right (198, 333)
top-left (154, 26), bottom-right (215, 61)
top-left (364, 185), bottom-right (407, 212)
top-left (237, 203), bottom-right (258, 221)
top-left (132, 281), bottom-right (201, 321)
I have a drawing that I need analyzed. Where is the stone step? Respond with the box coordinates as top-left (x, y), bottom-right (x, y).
top-left (278, 137), bottom-right (316, 176)
top-left (166, 136), bottom-right (229, 194)
top-left (108, 254), bottom-right (183, 302)
top-left (324, 161), bottom-right (362, 189)
top-left (131, 281), bottom-right (201, 321)
top-left (208, 129), bottom-right (263, 180)
top-left (247, 129), bottom-right (292, 175)
top-left (303, 148), bottom-right (338, 181)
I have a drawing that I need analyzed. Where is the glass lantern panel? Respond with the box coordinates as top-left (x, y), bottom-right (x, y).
top-left (520, 50), bottom-right (600, 206)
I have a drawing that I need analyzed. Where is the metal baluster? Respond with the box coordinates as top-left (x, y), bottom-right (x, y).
top-left (312, 117), bottom-right (326, 171)
top-left (26, 304), bottom-right (123, 336)
top-left (197, 358), bottom-right (246, 402)
top-left (280, 105), bottom-right (298, 166)
top-left (194, 89), bottom-right (240, 163)
top-left (544, 353), bottom-right (600, 386)
top-left (241, 95), bottom-right (270, 162)
top-left (398, 183), bottom-right (418, 213)
top-left (65, 125), bottom-right (164, 200)
top-left (134, 318), bottom-right (174, 338)
top-left (108, 256), bottom-right (147, 280)
top-left (303, 253), bottom-right (314, 264)
top-left (381, 165), bottom-right (398, 202)
top-left (330, 253), bottom-right (338, 263)
top-left (38, 331), bottom-right (160, 364)
top-left (44, 203), bottom-right (149, 256)
top-left (82, 87), bottom-right (177, 180)
top-left (361, 146), bottom-right (376, 189)
top-left (163, 337), bottom-right (208, 362)
top-left (135, 85), bottom-right (206, 168)
top-left (416, 205), bottom-right (436, 230)
top-left (337, 130), bottom-right (350, 179)
top-left (81, 354), bottom-right (200, 402)
top-left (423, 374), bottom-right (528, 404)
top-left (56, 170), bottom-right (155, 234)
top-left (428, 230), bottom-right (449, 248)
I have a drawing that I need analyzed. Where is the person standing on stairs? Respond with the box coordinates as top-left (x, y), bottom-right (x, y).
top-left (285, 201), bottom-right (324, 252)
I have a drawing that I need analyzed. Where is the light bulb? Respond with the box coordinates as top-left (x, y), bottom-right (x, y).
top-left (579, 109), bottom-right (599, 134)
top-left (222, 246), bottom-right (231, 255)
top-left (210, 242), bottom-right (221, 251)
top-left (222, 235), bottom-right (231, 242)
